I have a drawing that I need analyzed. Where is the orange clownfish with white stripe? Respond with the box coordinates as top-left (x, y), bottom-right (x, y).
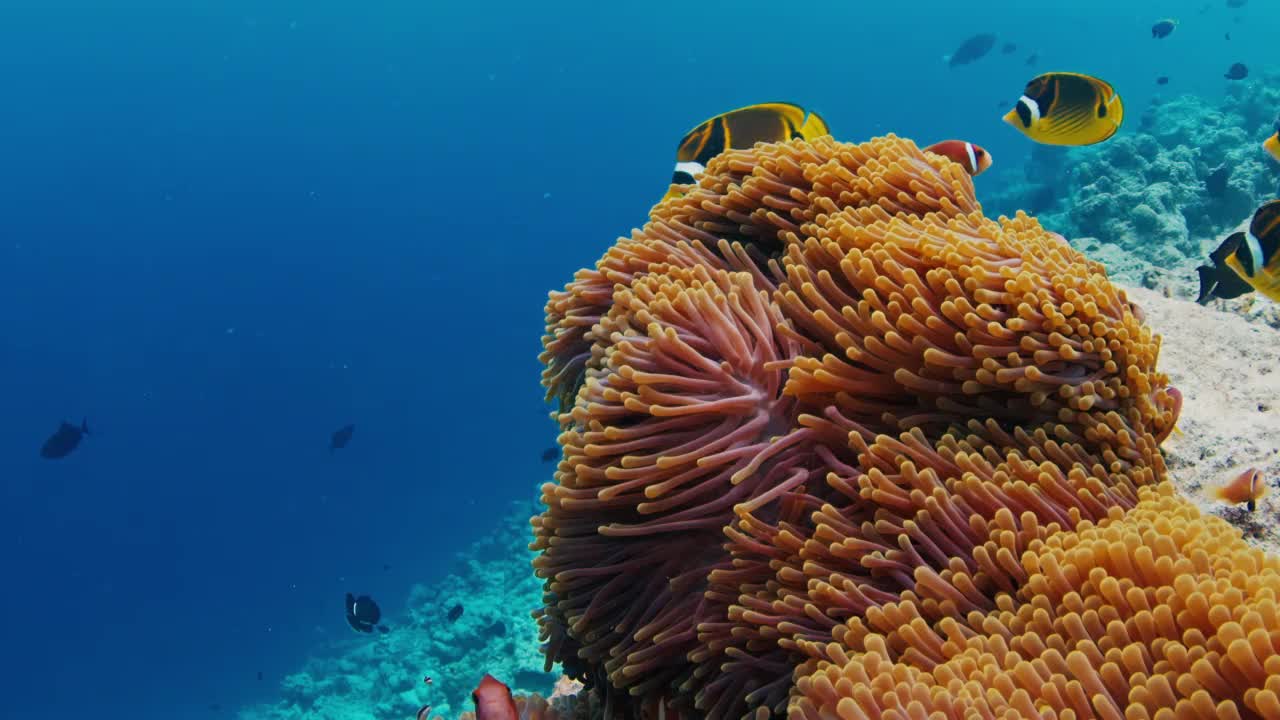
top-left (923, 140), bottom-right (993, 176)
top-left (1213, 467), bottom-right (1267, 512)
top-left (471, 674), bottom-right (517, 720)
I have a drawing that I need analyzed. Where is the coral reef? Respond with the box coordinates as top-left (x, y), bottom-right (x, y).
top-left (238, 500), bottom-right (556, 720)
top-left (986, 70), bottom-right (1280, 266)
top-left (535, 134), bottom-right (1185, 719)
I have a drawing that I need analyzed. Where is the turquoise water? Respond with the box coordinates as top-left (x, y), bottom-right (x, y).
top-left (0, 1), bottom-right (1276, 718)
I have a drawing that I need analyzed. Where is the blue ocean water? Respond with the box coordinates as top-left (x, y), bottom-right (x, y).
top-left (0, 1), bottom-right (1272, 718)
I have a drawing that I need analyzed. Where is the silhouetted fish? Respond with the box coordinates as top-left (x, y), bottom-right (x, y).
top-left (40, 419), bottom-right (89, 459)
top-left (1157, 76), bottom-right (1170, 85)
top-left (1001, 42), bottom-right (1017, 54)
top-left (1025, 53), bottom-right (1039, 66)
top-left (1225, 32), bottom-right (1232, 40)
top-left (1227, 0), bottom-right (1246, 8)
top-left (257, 670), bottom-right (263, 682)
top-left (1151, 19), bottom-right (1176, 39)
top-left (345, 592), bottom-right (387, 633)
top-left (1225, 62), bottom-right (1248, 80)
top-left (329, 424), bottom-right (354, 452)
top-left (1206, 165), bottom-right (1231, 197)
top-left (447, 603), bottom-right (464, 622)
top-left (947, 33), bottom-right (996, 68)
top-left (541, 446), bottom-right (558, 463)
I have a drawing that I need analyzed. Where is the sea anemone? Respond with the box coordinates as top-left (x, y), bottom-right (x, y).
top-left (534, 134), bottom-right (1190, 719)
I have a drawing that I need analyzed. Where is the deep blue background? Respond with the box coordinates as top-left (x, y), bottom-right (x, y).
top-left (0, 1), bottom-right (1268, 717)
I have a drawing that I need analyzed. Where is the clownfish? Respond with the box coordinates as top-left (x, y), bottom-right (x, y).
top-left (1213, 468), bottom-right (1267, 512)
top-left (1265, 116), bottom-right (1279, 163)
top-left (664, 102), bottom-right (829, 201)
top-left (471, 673), bottom-right (517, 720)
top-left (1196, 200), bottom-right (1280, 304)
top-left (923, 140), bottom-right (993, 176)
top-left (1003, 72), bottom-right (1123, 146)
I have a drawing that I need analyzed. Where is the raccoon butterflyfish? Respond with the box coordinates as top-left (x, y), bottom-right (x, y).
top-left (662, 102), bottom-right (829, 202)
top-left (1264, 117), bottom-right (1279, 162)
top-left (922, 140), bottom-right (993, 177)
top-left (1213, 467), bottom-right (1267, 512)
top-left (1002, 72), bottom-right (1123, 146)
top-left (1196, 200), bottom-right (1280, 304)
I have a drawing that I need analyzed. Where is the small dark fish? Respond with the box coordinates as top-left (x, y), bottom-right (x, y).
top-left (1225, 62), bottom-right (1248, 80)
top-left (1225, 32), bottom-right (1232, 40)
top-left (209, 705), bottom-right (222, 712)
top-left (1206, 165), bottom-right (1231, 197)
top-left (1000, 42), bottom-right (1017, 54)
top-left (329, 423), bottom-right (354, 452)
top-left (1151, 19), bottom-right (1176, 38)
top-left (345, 592), bottom-right (382, 633)
top-left (1227, 0), bottom-right (1246, 7)
top-left (424, 675), bottom-right (433, 685)
top-left (376, 624), bottom-right (390, 634)
top-left (540, 446), bottom-right (559, 462)
top-left (447, 603), bottom-right (464, 622)
top-left (416, 704), bottom-right (432, 720)
top-left (485, 619), bottom-right (507, 636)
top-left (948, 33), bottom-right (997, 68)
top-left (1025, 53), bottom-right (1039, 66)
top-left (1157, 76), bottom-right (1170, 85)
top-left (382, 563), bottom-right (391, 571)
top-left (257, 671), bottom-right (263, 681)
top-left (40, 419), bottom-right (89, 459)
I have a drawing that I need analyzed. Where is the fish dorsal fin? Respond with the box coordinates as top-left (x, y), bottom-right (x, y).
top-left (1210, 231), bottom-right (1245, 265)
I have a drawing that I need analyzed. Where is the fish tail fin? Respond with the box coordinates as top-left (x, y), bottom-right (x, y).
top-left (1195, 265), bottom-right (1217, 304)
top-left (800, 110), bottom-right (830, 140)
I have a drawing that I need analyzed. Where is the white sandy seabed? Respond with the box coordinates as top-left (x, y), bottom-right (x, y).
top-left (1128, 284), bottom-right (1280, 552)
